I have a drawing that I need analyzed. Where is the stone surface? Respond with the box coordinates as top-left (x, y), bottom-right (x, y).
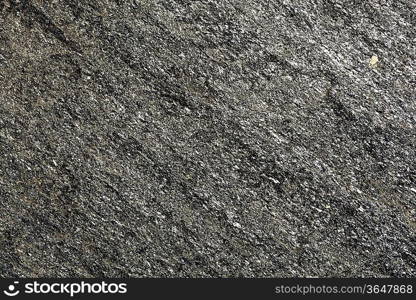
top-left (0, 0), bottom-right (415, 277)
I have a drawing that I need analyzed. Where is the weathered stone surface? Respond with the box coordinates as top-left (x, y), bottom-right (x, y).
top-left (0, 0), bottom-right (415, 277)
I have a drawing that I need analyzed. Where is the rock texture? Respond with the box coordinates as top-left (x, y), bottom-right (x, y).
top-left (0, 0), bottom-right (415, 277)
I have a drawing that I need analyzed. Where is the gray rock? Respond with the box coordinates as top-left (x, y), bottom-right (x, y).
top-left (0, 0), bottom-right (415, 277)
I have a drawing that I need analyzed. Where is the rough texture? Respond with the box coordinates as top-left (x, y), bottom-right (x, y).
top-left (0, 0), bottom-right (415, 277)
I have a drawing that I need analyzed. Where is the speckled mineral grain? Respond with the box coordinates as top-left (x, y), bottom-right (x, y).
top-left (0, 0), bottom-right (415, 277)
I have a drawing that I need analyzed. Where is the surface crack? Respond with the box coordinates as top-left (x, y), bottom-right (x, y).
top-left (9, 0), bottom-right (82, 53)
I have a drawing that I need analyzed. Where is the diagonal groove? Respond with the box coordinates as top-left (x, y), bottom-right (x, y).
top-left (9, 0), bottom-right (82, 53)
